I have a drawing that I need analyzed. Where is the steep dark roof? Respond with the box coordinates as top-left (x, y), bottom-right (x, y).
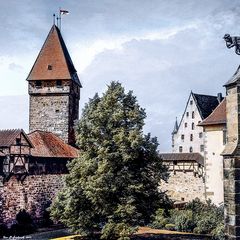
top-left (28, 130), bottom-right (79, 158)
top-left (0, 129), bottom-right (32, 148)
top-left (27, 25), bottom-right (81, 86)
top-left (160, 153), bottom-right (204, 166)
top-left (192, 93), bottom-right (219, 119)
top-left (199, 98), bottom-right (226, 126)
top-left (224, 65), bottom-right (240, 87)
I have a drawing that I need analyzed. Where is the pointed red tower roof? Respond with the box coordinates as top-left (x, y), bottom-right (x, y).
top-left (27, 25), bottom-right (81, 86)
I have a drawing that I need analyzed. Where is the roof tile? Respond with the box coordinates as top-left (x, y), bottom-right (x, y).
top-left (159, 153), bottom-right (204, 166)
top-left (27, 25), bottom-right (81, 86)
top-left (28, 130), bottom-right (78, 158)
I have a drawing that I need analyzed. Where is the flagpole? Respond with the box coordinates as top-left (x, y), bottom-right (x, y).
top-left (59, 7), bottom-right (61, 31)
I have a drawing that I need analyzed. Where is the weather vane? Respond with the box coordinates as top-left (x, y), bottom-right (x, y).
top-left (53, 8), bottom-right (69, 31)
top-left (224, 33), bottom-right (240, 55)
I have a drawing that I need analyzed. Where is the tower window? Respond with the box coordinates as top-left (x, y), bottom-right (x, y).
top-left (190, 100), bottom-right (193, 105)
top-left (189, 147), bottom-right (193, 153)
top-left (186, 112), bottom-right (189, 117)
top-left (185, 122), bottom-right (187, 128)
top-left (35, 81), bottom-right (42, 88)
top-left (181, 134), bottom-right (184, 140)
top-left (47, 65), bottom-right (52, 70)
top-left (192, 111), bottom-right (195, 119)
top-left (56, 80), bottom-right (62, 87)
top-left (192, 123), bottom-right (195, 130)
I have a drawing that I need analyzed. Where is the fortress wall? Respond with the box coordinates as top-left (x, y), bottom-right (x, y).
top-left (161, 171), bottom-right (205, 202)
top-left (0, 174), bottom-right (66, 225)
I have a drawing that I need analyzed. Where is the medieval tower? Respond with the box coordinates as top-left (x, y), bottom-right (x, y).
top-left (27, 25), bottom-right (82, 145)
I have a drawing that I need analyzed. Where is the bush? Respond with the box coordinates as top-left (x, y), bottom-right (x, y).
top-left (10, 209), bottom-right (36, 236)
top-left (211, 222), bottom-right (225, 240)
top-left (0, 224), bottom-right (9, 238)
top-left (165, 224), bottom-right (175, 231)
top-left (151, 198), bottom-right (224, 237)
top-left (151, 208), bottom-right (169, 229)
top-left (173, 210), bottom-right (195, 232)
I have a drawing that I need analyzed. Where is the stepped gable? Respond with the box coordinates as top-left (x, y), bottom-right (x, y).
top-left (26, 24), bottom-right (81, 86)
top-left (0, 129), bottom-right (32, 147)
top-left (192, 93), bottom-right (219, 119)
top-left (199, 98), bottom-right (226, 126)
top-left (159, 152), bottom-right (204, 166)
top-left (28, 130), bottom-right (78, 158)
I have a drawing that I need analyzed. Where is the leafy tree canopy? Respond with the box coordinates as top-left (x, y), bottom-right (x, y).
top-left (50, 81), bottom-right (169, 239)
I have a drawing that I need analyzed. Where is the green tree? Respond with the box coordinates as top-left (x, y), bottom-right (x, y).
top-left (50, 82), bottom-right (169, 239)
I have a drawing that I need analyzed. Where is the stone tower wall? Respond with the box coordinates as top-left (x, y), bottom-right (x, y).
top-left (29, 80), bottom-right (80, 144)
top-left (0, 174), bottom-right (65, 225)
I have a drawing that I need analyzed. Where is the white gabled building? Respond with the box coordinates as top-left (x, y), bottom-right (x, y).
top-left (172, 92), bottom-right (222, 155)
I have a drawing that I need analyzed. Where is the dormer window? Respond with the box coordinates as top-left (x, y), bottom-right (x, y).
top-left (16, 138), bottom-right (21, 145)
top-left (47, 65), bottom-right (52, 70)
top-left (56, 80), bottom-right (62, 87)
top-left (36, 81), bottom-right (42, 88)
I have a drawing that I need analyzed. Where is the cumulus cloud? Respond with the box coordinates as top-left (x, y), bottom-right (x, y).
top-left (1, 0), bottom-right (240, 150)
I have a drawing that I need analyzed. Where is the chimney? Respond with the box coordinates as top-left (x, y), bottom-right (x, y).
top-left (217, 92), bottom-right (223, 103)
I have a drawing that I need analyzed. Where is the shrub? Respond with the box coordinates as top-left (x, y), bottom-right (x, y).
top-left (0, 224), bottom-right (9, 238)
top-left (10, 209), bottom-right (36, 236)
top-left (211, 222), bottom-right (225, 240)
top-left (165, 224), bottom-right (175, 231)
top-left (151, 208), bottom-right (169, 229)
top-left (173, 210), bottom-right (195, 232)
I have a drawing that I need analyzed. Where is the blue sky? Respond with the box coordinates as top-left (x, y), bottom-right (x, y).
top-left (0, 0), bottom-right (240, 151)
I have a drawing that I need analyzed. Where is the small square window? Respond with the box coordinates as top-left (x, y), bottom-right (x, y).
top-left (179, 146), bottom-right (183, 152)
top-left (47, 65), bottom-right (52, 70)
top-left (56, 80), bottom-right (62, 87)
top-left (190, 100), bottom-right (193, 105)
top-left (35, 81), bottom-right (42, 88)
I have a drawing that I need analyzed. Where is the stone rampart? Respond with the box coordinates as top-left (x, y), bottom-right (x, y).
top-left (0, 174), bottom-right (65, 225)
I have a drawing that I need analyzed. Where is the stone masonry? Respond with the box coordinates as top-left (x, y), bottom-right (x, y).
top-left (161, 171), bottom-right (205, 202)
top-left (223, 81), bottom-right (240, 239)
top-left (29, 80), bottom-right (80, 146)
top-left (0, 174), bottom-right (65, 225)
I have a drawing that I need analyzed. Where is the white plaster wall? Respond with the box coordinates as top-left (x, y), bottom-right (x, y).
top-left (204, 126), bottom-right (224, 205)
top-left (173, 94), bottom-right (204, 154)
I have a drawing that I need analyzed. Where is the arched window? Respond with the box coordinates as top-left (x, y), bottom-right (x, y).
top-left (189, 146), bottom-right (193, 153)
top-left (179, 146), bottom-right (183, 152)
